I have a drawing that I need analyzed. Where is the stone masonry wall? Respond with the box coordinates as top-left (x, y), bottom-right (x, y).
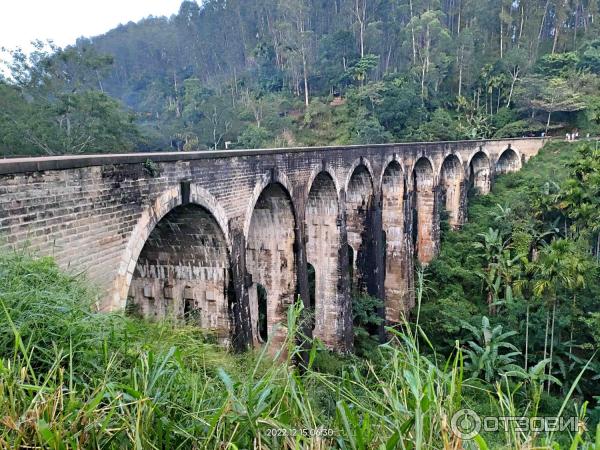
top-left (0, 138), bottom-right (546, 350)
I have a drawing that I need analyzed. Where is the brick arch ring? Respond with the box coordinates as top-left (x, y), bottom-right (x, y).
top-left (408, 154), bottom-right (436, 189)
top-left (466, 147), bottom-right (492, 168)
top-left (344, 157), bottom-right (376, 194)
top-left (109, 184), bottom-right (231, 311)
top-left (496, 147), bottom-right (523, 169)
top-left (378, 154), bottom-right (407, 190)
top-left (437, 152), bottom-right (465, 180)
top-left (305, 164), bottom-right (343, 208)
top-left (242, 169), bottom-right (298, 241)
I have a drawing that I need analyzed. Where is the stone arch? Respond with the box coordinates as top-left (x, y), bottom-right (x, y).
top-left (305, 165), bottom-right (341, 204)
top-left (246, 182), bottom-right (297, 348)
top-left (412, 157), bottom-right (437, 264)
top-left (346, 163), bottom-right (375, 293)
top-left (496, 148), bottom-right (521, 174)
top-left (469, 151), bottom-right (491, 195)
top-left (439, 154), bottom-right (464, 229)
top-left (243, 170), bottom-right (297, 242)
top-left (305, 171), bottom-right (342, 346)
top-left (378, 154), bottom-right (409, 188)
top-left (345, 158), bottom-right (375, 194)
top-left (409, 155), bottom-right (436, 189)
top-left (126, 202), bottom-right (231, 343)
top-left (189, 184), bottom-right (230, 245)
top-left (111, 185), bottom-right (230, 311)
top-left (381, 160), bottom-right (409, 321)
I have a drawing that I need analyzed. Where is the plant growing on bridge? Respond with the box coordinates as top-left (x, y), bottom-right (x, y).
top-left (142, 158), bottom-right (160, 177)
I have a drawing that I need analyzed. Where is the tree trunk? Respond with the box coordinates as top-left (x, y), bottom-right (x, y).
top-left (409, 0), bottom-right (417, 65)
top-left (569, 294), bottom-right (576, 358)
top-left (548, 300), bottom-right (557, 393)
top-left (457, 44), bottom-right (464, 98)
top-left (518, 4), bottom-right (524, 44)
top-left (301, 44), bottom-right (310, 107)
top-left (500, 5), bottom-right (504, 58)
top-left (538, 0), bottom-right (551, 49)
top-left (552, 23), bottom-right (560, 54)
top-left (524, 301), bottom-right (530, 371)
top-left (507, 69), bottom-right (519, 107)
top-left (543, 308), bottom-right (549, 372)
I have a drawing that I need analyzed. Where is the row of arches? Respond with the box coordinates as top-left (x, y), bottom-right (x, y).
top-left (125, 147), bottom-right (522, 349)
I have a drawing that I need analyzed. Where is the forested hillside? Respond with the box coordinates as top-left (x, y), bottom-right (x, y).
top-left (2, 0), bottom-right (600, 154)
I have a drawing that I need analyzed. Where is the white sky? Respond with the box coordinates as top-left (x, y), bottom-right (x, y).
top-left (0, 0), bottom-right (184, 52)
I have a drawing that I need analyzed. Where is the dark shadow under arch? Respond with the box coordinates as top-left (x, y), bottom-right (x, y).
top-left (469, 151), bottom-right (491, 195)
top-left (496, 148), bottom-right (520, 174)
top-left (127, 203), bottom-right (231, 341)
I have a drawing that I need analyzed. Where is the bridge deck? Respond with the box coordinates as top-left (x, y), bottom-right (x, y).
top-left (0, 137), bottom-right (546, 175)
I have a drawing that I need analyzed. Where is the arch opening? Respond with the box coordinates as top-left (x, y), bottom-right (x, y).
top-left (306, 263), bottom-right (316, 331)
top-left (412, 157), bottom-right (437, 264)
top-left (246, 182), bottom-right (297, 348)
top-left (305, 171), bottom-right (341, 344)
top-left (496, 148), bottom-right (521, 174)
top-left (469, 151), bottom-right (491, 195)
top-left (440, 154), bottom-right (464, 229)
top-left (346, 164), bottom-right (374, 293)
top-left (381, 160), bottom-right (409, 321)
top-left (127, 204), bottom-right (230, 341)
top-left (307, 263), bottom-right (316, 310)
top-left (257, 284), bottom-right (268, 342)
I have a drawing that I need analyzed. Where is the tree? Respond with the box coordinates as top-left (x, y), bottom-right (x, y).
top-left (277, 0), bottom-right (315, 107)
top-left (580, 39), bottom-right (600, 74)
top-left (403, 10), bottom-right (452, 102)
top-left (516, 75), bottom-right (587, 133)
top-left (532, 238), bottom-right (588, 391)
top-left (502, 47), bottom-right (529, 108)
top-left (238, 124), bottom-right (272, 148)
top-left (347, 107), bottom-right (393, 144)
top-left (349, 54), bottom-right (380, 85)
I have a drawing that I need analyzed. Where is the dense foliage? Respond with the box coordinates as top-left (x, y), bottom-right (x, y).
top-left (1, 250), bottom-right (599, 448)
top-left (420, 141), bottom-right (600, 426)
top-left (2, 0), bottom-right (600, 155)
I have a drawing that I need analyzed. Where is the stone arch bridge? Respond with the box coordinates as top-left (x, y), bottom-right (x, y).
top-left (0, 138), bottom-right (545, 351)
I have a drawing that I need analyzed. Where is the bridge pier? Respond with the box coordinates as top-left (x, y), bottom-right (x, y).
top-left (305, 171), bottom-right (349, 349)
top-left (381, 160), bottom-right (411, 323)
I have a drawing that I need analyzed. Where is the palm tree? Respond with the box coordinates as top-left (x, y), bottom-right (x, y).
top-left (532, 238), bottom-right (587, 392)
top-left (474, 228), bottom-right (508, 315)
top-left (515, 225), bottom-right (560, 372)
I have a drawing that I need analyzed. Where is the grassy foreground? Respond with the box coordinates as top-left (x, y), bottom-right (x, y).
top-left (0, 254), bottom-right (599, 449)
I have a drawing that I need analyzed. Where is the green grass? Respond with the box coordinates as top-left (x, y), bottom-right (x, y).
top-left (1, 251), bottom-right (599, 448)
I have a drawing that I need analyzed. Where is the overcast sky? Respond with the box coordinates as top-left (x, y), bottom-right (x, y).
top-left (0, 0), bottom-right (184, 52)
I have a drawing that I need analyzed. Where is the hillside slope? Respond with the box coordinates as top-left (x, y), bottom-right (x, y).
top-left (2, 0), bottom-right (600, 155)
